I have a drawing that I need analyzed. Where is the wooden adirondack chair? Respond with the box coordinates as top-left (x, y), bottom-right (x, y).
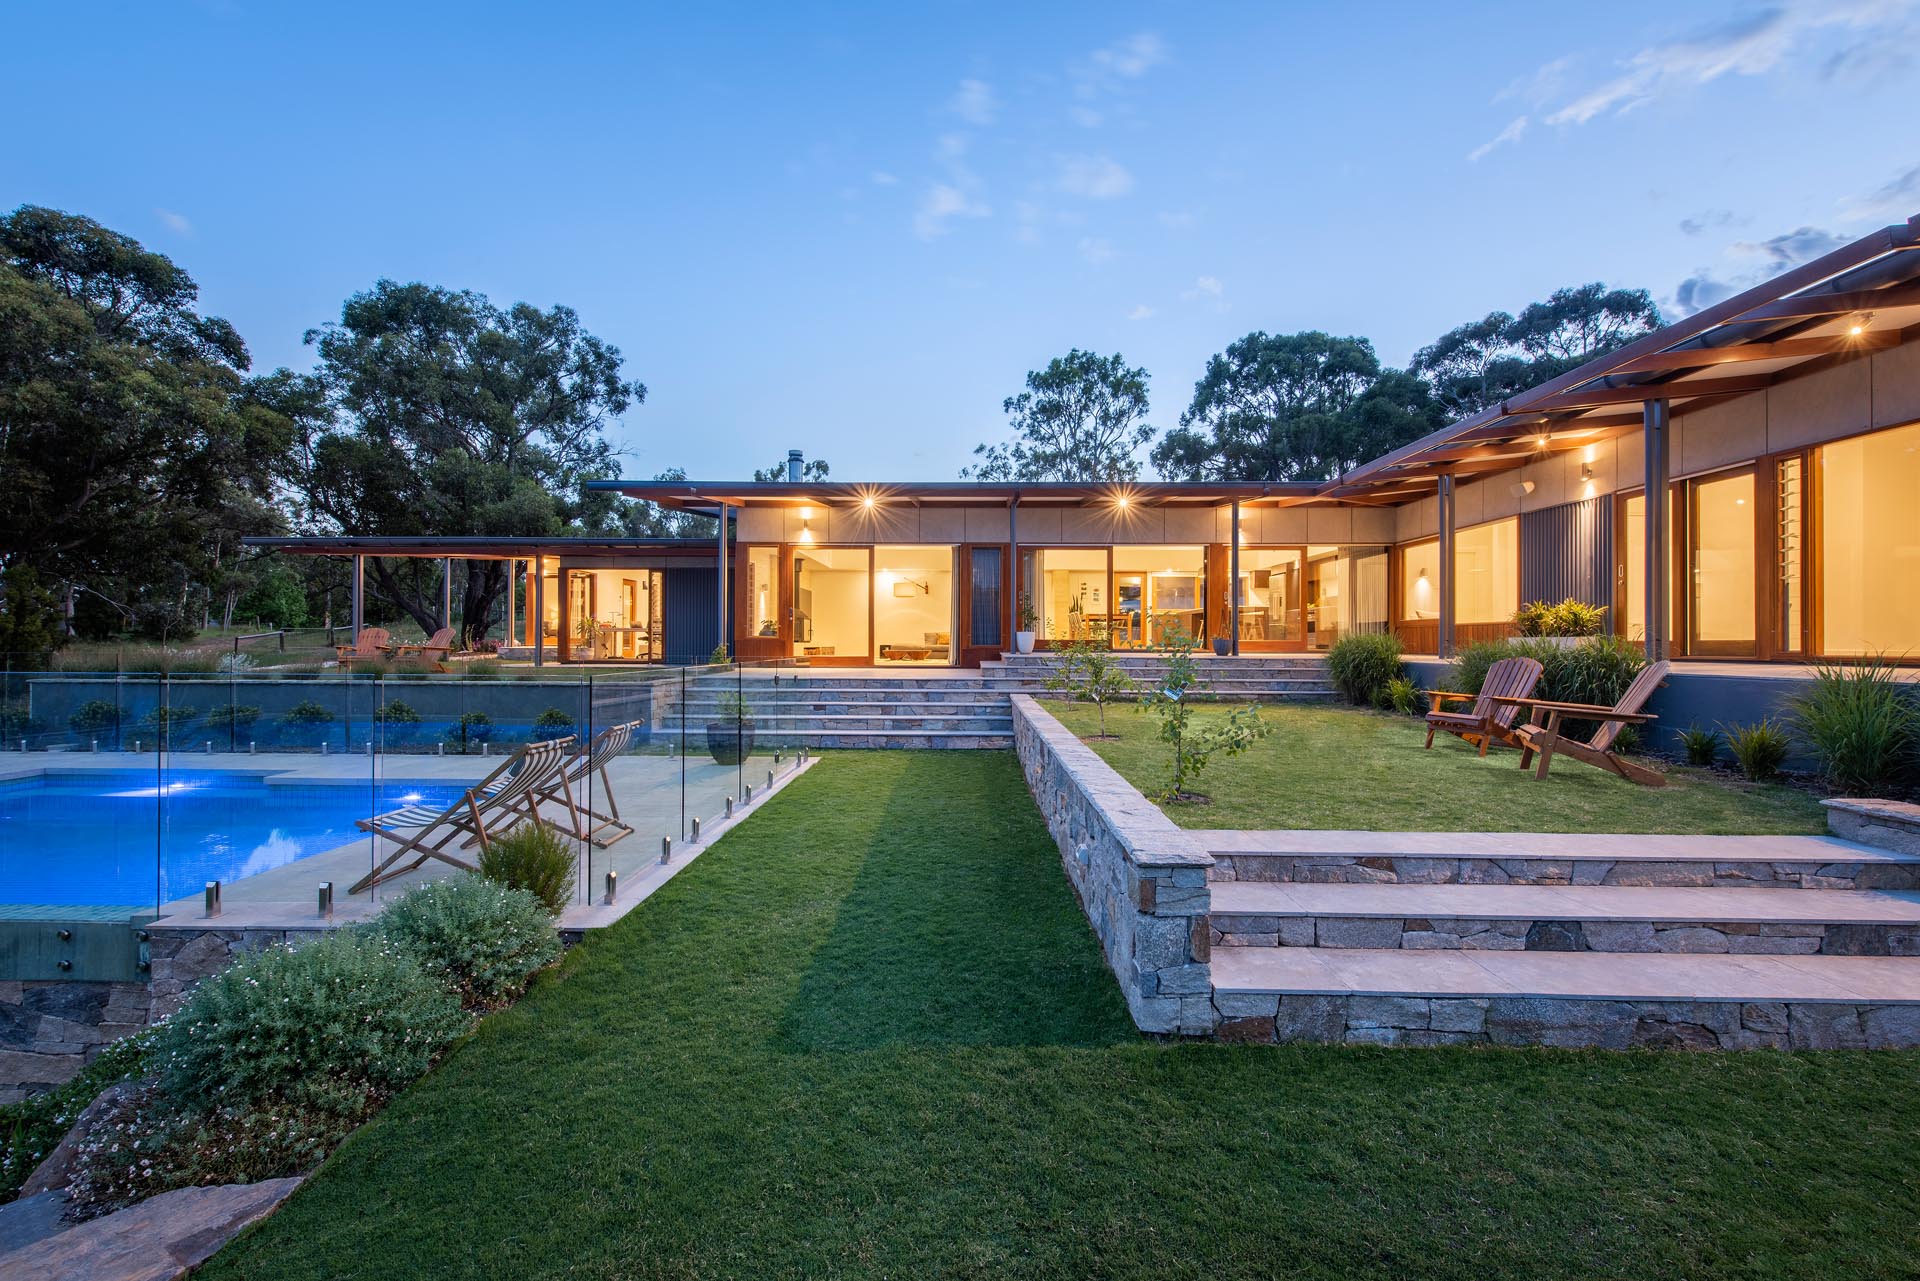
top-left (392, 626), bottom-right (456, 671)
top-left (1423, 656), bottom-right (1545, 756)
top-left (1498, 660), bottom-right (1672, 788)
top-left (334, 627), bottom-right (391, 669)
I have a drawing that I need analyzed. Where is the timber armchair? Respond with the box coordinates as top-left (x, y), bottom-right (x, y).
top-left (1493, 660), bottom-right (1672, 788)
top-left (1423, 656), bottom-right (1545, 757)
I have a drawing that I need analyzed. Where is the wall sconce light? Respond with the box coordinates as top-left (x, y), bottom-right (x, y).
top-left (1579, 463), bottom-right (1594, 481)
top-left (1510, 479), bottom-right (1535, 498)
top-left (890, 578), bottom-right (929, 597)
top-left (1849, 311), bottom-right (1874, 336)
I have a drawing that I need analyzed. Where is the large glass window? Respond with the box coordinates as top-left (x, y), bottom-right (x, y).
top-left (1112, 545), bottom-right (1207, 648)
top-left (967, 546), bottom-right (1004, 648)
top-left (1399, 540), bottom-right (1441, 622)
top-left (1455, 518), bottom-right (1518, 624)
top-left (560, 568), bottom-right (664, 660)
top-left (793, 547), bottom-right (869, 660)
top-left (1818, 421), bottom-right (1920, 656)
top-left (1238, 549), bottom-right (1303, 643)
top-left (1689, 470), bottom-right (1757, 653)
top-left (1776, 456), bottom-right (1804, 654)
top-left (1025, 548), bottom-right (1109, 644)
top-left (745, 546), bottom-right (780, 639)
top-left (874, 545), bottom-right (954, 665)
top-left (1306, 545), bottom-right (1388, 650)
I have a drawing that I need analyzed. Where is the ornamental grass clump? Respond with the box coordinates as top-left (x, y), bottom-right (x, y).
top-left (373, 877), bottom-right (562, 1011)
top-left (1725, 719), bottom-right (1792, 782)
top-left (1325, 631), bottom-right (1403, 707)
top-left (1788, 657), bottom-right (1919, 794)
top-left (477, 821), bottom-right (579, 914)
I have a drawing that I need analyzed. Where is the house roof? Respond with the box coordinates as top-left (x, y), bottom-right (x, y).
top-left (1321, 213), bottom-right (1920, 502)
top-left (242, 536), bottom-right (719, 561)
top-left (584, 478), bottom-right (1325, 516)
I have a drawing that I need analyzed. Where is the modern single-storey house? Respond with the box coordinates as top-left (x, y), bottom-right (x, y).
top-left (253, 213), bottom-right (1920, 672)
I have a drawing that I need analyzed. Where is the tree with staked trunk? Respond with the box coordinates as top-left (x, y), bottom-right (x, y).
top-left (278, 280), bottom-right (645, 643)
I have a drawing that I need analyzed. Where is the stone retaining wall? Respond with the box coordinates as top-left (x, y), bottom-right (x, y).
top-left (1209, 853), bottom-right (1920, 890)
top-left (1209, 914), bottom-right (1920, 956)
top-left (0, 927), bottom-right (320, 1103)
top-left (1010, 696), bottom-right (1215, 1036)
top-left (1216, 992), bottom-right (1920, 1050)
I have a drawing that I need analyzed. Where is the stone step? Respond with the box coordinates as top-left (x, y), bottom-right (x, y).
top-left (1209, 881), bottom-right (1920, 955)
top-left (679, 714), bottom-right (1011, 732)
top-left (1209, 945), bottom-right (1920, 1048)
top-left (1200, 830), bottom-right (1920, 891)
top-left (746, 730), bottom-right (1011, 750)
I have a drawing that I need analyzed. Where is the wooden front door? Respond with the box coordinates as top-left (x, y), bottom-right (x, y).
top-left (957, 543), bottom-right (1009, 667)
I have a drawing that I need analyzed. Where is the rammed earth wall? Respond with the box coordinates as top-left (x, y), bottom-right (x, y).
top-left (1010, 696), bottom-right (1216, 1035)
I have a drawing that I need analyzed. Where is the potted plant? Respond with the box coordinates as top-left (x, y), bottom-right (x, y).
top-left (1512, 598), bottom-right (1607, 648)
top-left (1015, 593), bottom-right (1038, 654)
top-left (707, 690), bottom-right (754, 765)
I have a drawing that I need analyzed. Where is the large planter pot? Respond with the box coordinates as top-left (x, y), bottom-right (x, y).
top-left (707, 719), bottom-right (755, 765)
top-left (1015, 631), bottom-right (1036, 654)
top-left (1211, 637), bottom-right (1232, 656)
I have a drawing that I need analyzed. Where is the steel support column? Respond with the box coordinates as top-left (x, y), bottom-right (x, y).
top-left (532, 555), bottom-right (545, 668)
top-left (1436, 473), bottom-right (1457, 659)
top-left (714, 503), bottom-right (730, 659)
top-left (1643, 398), bottom-right (1672, 661)
top-left (1229, 500), bottom-right (1241, 656)
top-left (440, 557), bottom-right (453, 633)
top-left (350, 554), bottom-right (364, 638)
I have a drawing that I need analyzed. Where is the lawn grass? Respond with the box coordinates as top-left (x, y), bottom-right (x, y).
top-left (203, 752), bottom-right (1916, 1280)
top-left (1047, 700), bottom-right (1828, 834)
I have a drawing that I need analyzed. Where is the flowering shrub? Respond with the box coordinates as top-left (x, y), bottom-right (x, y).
top-left (372, 878), bottom-right (562, 1010)
top-left (154, 931), bottom-right (468, 1117)
top-left (65, 1083), bottom-right (369, 1220)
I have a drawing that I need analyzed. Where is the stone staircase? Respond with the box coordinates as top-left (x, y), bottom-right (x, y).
top-left (1201, 829), bottom-right (1920, 1048)
top-left (983, 652), bottom-right (1336, 702)
top-left (667, 653), bottom-right (1332, 750)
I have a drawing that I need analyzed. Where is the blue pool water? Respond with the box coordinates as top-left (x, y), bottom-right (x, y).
top-left (0, 771), bottom-right (467, 908)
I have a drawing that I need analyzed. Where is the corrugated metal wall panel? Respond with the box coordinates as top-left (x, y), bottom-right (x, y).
top-left (663, 567), bottom-right (721, 664)
top-left (1519, 497), bottom-right (1612, 607)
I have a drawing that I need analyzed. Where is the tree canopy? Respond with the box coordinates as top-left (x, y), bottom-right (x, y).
top-left (1151, 332), bottom-right (1444, 482)
top-left (963, 349), bottom-right (1153, 482)
top-left (281, 280), bottom-right (645, 640)
top-left (1411, 283), bottom-right (1661, 419)
top-left (0, 205), bottom-right (289, 632)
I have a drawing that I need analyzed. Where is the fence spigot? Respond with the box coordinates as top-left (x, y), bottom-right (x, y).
top-left (690, 816), bottom-right (701, 843)
top-left (318, 881), bottom-right (334, 921)
top-left (660, 836), bottom-right (672, 864)
top-left (205, 880), bottom-right (222, 918)
top-left (604, 869), bottom-right (618, 904)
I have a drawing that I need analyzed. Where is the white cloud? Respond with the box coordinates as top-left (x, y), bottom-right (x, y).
top-left (1069, 105), bottom-right (1104, 128)
top-left (1467, 115), bottom-right (1528, 162)
top-left (1126, 304), bottom-right (1154, 321)
top-left (914, 183), bottom-right (990, 240)
top-left (1077, 236), bottom-right (1116, 264)
top-left (1669, 224), bottom-right (1851, 315)
top-left (869, 170), bottom-right (899, 186)
top-left (948, 78), bottom-right (997, 126)
top-left (1545, 1), bottom-right (1918, 127)
top-left (1090, 32), bottom-right (1166, 78)
top-left (1840, 160), bottom-right (1920, 221)
top-left (1495, 56), bottom-right (1574, 107)
top-left (1055, 155), bottom-right (1134, 199)
top-left (1181, 275), bottom-right (1223, 300)
top-left (155, 208), bottom-right (192, 235)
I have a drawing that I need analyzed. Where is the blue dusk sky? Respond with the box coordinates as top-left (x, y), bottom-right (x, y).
top-left (6, 1), bottom-right (1918, 482)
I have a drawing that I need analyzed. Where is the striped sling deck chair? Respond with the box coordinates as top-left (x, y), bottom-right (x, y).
top-left (1422, 655), bottom-right (1545, 757)
top-left (485, 721), bottom-right (643, 848)
top-left (347, 736), bottom-right (575, 894)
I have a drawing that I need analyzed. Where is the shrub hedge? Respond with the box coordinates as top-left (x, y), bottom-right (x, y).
top-left (373, 877), bottom-right (562, 1010)
top-left (1325, 631), bottom-right (1404, 706)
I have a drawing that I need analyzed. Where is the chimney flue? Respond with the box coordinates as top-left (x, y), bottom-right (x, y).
top-left (786, 449), bottom-right (804, 482)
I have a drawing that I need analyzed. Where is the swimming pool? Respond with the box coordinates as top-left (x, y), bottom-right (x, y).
top-left (0, 771), bottom-right (468, 909)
